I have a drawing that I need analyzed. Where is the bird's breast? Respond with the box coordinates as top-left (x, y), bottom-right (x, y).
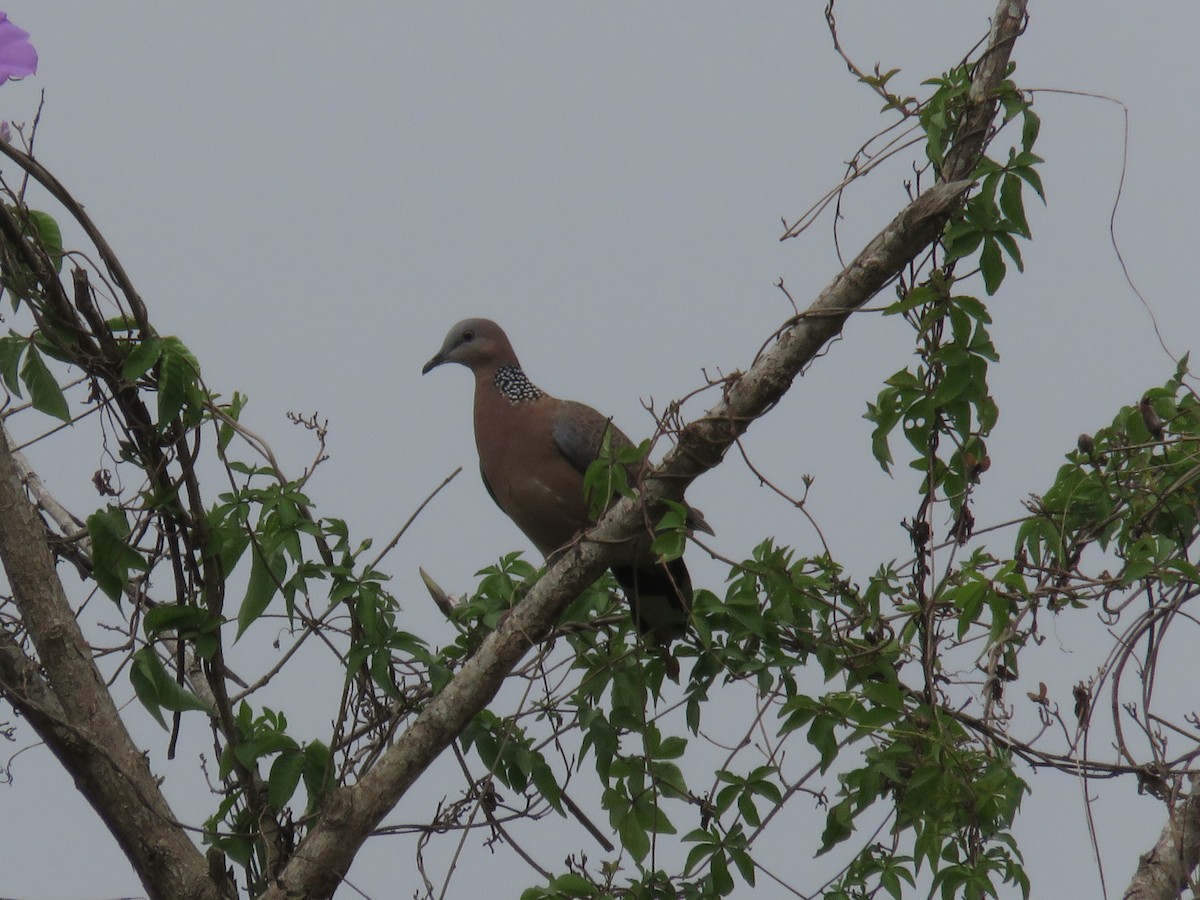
top-left (474, 396), bottom-right (592, 558)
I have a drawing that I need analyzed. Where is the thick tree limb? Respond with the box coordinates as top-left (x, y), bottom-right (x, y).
top-left (1123, 775), bottom-right (1200, 900)
top-left (0, 426), bottom-right (223, 900)
top-left (266, 5), bottom-right (1028, 895)
top-left (942, 0), bottom-right (1028, 184)
top-left (0, 622), bottom-right (64, 723)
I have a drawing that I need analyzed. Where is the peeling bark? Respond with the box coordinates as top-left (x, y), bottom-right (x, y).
top-left (1123, 775), bottom-right (1200, 900)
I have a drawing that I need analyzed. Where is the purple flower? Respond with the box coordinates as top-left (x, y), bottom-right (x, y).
top-left (0, 13), bottom-right (36, 85)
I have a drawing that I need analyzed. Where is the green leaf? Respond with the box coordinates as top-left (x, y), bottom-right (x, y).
top-left (86, 506), bottom-right (149, 602)
top-left (234, 731), bottom-right (298, 769)
top-left (154, 673), bottom-right (211, 715)
top-left (301, 741), bottom-right (333, 812)
top-left (818, 797), bottom-right (857, 854)
top-left (652, 507), bottom-right (687, 562)
top-left (618, 810), bottom-right (651, 862)
top-left (1009, 150), bottom-right (1044, 169)
top-left (806, 713), bottom-right (839, 773)
top-left (129, 652), bottom-right (169, 730)
top-left (1013, 163), bottom-right (1045, 201)
top-left (157, 336), bottom-right (201, 428)
top-left (237, 543), bottom-right (287, 638)
top-left (143, 603), bottom-right (218, 637)
top-left (649, 759), bottom-right (688, 801)
top-left (0, 333), bottom-right (23, 393)
top-left (530, 757), bottom-right (563, 812)
top-left (368, 650), bottom-right (403, 700)
top-left (1021, 108), bottom-right (1041, 153)
top-left (25, 210), bottom-right (64, 272)
top-left (658, 735), bottom-right (688, 760)
top-left (121, 335), bottom-right (163, 381)
top-left (267, 749), bottom-right (306, 809)
top-left (583, 430), bottom-right (642, 518)
top-left (999, 174), bottom-right (1029, 237)
top-left (542, 873), bottom-right (596, 898)
top-left (979, 237), bottom-right (1005, 295)
top-left (206, 510), bottom-right (250, 579)
top-left (730, 846), bottom-right (756, 886)
top-left (129, 646), bottom-right (211, 729)
top-left (993, 231), bottom-right (1025, 271)
top-left (19, 344), bottom-right (69, 421)
top-left (144, 602), bottom-right (221, 659)
top-left (710, 848), bottom-right (734, 895)
top-left (942, 226), bottom-right (983, 264)
top-left (885, 284), bottom-right (938, 316)
top-left (217, 391), bottom-right (249, 452)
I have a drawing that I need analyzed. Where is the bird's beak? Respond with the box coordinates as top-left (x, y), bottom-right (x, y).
top-left (421, 353), bottom-right (445, 375)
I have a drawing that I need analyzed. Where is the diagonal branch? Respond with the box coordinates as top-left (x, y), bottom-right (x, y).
top-left (267, 3), bottom-right (1027, 895)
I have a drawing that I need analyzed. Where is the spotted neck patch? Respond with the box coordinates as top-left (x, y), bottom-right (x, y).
top-left (494, 365), bottom-right (544, 403)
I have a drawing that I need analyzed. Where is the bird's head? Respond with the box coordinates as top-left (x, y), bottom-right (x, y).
top-left (421, 318), bottom-right (517, 376)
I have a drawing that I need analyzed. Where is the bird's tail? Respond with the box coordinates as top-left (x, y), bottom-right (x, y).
top-left (610, 557), bottom-right (693, 645)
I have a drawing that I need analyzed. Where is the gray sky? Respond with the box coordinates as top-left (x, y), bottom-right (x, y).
top-left (2, 3), bottom-right (1198, 898)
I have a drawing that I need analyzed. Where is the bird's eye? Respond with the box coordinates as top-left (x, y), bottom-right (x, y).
top-left (462, 330), bottom-right (475, 342)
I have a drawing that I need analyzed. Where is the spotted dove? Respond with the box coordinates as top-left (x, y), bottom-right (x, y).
top-left (422, 317), bottom-right (705, 643)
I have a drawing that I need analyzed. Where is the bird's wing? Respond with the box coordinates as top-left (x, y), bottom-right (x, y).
top-left (552, 400), bottom-right (716, 538)
top-left (551, 400), bottom-right (634, 475)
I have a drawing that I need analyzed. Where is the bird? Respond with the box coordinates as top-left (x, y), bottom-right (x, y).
top-left (421, 317), bottom-right (707, 645)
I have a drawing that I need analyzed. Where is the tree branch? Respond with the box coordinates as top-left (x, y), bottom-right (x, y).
top-left (0, 426), bottom-right (222, 900)
top-left (1123, 774), bottom-right (1200, 900)
top-left (0, 140), bottom-right (151, 334)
